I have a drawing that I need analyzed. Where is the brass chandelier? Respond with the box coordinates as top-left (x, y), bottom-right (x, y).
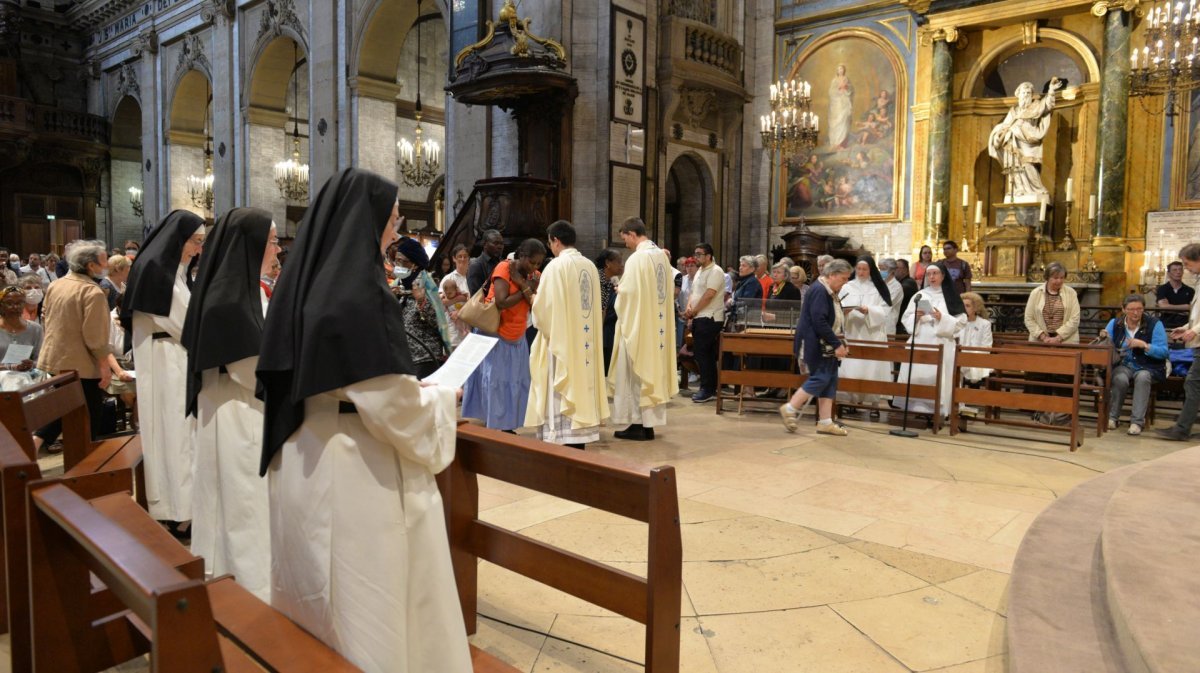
top-left (187, 83), bottom-right (215, 212)
top-left (759, 78), bottom-right (819, 155)
top-left (1130, 0), bottom-right (1200, 118)
top-left (128, 186), bottom-right (143, 217)
top-left (397, 0), bottom-right (441, 188)
top-left (274, 40), bottom-right (310, 203)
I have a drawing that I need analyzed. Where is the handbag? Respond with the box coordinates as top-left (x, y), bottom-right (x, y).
top-left (457, 275), bottom-right (500, 334)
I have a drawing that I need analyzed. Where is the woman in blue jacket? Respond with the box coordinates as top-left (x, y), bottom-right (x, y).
top-left (780, 259), bottom-right (853, 435)
top-left (1104, 294), bottom-right (1168, 436)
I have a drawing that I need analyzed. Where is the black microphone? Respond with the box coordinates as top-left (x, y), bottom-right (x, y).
top-left (892, 293), bottom-right (922, 438)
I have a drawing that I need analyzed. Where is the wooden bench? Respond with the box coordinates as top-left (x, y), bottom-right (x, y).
top-left (717, 330), bottom-right (805, 414)
top-left (440, 423), bottom-right (683, 672)
top-left (951, 346), bottom-right (1084, 450)
top-left (26, 481), bottom-right (360, 673)
top-left (988, 335), bottom-right (1112, 436)
top-left (837, 339), bottom-right (946, 432)
top-left (0, 371), bottom-right (145, 503)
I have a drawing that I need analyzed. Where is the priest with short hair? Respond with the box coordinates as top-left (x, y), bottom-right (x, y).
top-left (526, 220), bottom-right (609, 448)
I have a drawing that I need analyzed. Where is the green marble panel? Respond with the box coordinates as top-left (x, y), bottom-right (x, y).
top-left (1096, 9), bottom-right (1131, 239)
top-left (928, 38), bottom-right (953, 239)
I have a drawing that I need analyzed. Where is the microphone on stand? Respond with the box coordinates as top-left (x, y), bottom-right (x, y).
top-left (891, 293), bottom-right (921, 438)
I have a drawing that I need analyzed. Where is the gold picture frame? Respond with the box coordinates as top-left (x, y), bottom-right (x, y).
top-left (775, 28), bottom-right (908, 225)
top-left (1171, 89), bottom-right (1200, 210)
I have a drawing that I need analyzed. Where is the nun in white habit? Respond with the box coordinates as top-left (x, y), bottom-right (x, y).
top-left (182, 207), bottom-right (278, 601)
top-left (256, 168), bottom-right (471, 673)
top-left (838, 256), bottom-right (894, 408)
top-left (895, 262), bottom-right (968, 417)
top-left (122, 209), bottom-right (205, 532)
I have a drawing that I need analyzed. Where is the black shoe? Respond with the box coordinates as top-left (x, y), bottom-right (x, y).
top-left (162, 520), bottom-right (191, 543)
top-left (1155, 427), bottom-right (1190, 441)
top-left (614, 424), bottom-right (653, 441)
top-left (692, 390), bottom-right (715, 403)
top-left (565, 443), bottom-right (586, 450)
top-left (869, 410), bottom-right (881, 420)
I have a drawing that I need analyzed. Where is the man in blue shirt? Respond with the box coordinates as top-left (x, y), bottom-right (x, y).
top-left (1105, 295), bottom-right (1167, 436)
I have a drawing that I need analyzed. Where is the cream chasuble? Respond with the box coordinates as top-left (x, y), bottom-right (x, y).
top-left (526, 247), bottom-right (609, 438)
top-left (608, 240), bottom-right (678, 425)
top-left (132, 264), bottom-right (196, 522)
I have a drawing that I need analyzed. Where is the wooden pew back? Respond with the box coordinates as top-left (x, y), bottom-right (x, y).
top-left (0, 372), bottom-right (91, 466)
top-left (951, 346), bottom-right (1083, 450)
top-left (838, 339), bottom-right (945, 431)
top-left (440, 424), bottom-right (682, 673)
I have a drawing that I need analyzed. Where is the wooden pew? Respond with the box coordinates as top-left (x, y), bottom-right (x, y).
top-left (0, 423), bottom-right (199, 673)
top-left (717, 330), bottom-right (805, 414)
top-left (836, 339), bottom-right (946, 432)
top-left (951, 346), bottom-right (1084, 450)
top-left (26, 481), bottom-right (360, 673)
top-left (977, 338), bottom-right (1112, 436)
top-left (0, 372), bottom-right (144, 504)
top-left (440, 424), bottom-right (683, 673)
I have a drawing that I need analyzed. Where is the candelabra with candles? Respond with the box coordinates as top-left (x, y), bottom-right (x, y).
top-left (1129, 0), bottom-right (1200, 117)
top-left (398, 119), bottom-right (441, 188)
top-left (759, 78), bottom-right (819, 156)
top-left (128, 186), bottom-right (143, 218)
top-left (187, 150), bottom-right (214, 213)
top-left (275, 135), bottom-right (310, 202)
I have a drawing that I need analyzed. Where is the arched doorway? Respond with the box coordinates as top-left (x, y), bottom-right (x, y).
top-left (247, 36), bottom-right (309, 233)
top-left (664, 154), bottom-right (713, 257)
top-left (167, 69), bottom-right (213, 218)
top-left (110, 95), bottom-right (143, 242)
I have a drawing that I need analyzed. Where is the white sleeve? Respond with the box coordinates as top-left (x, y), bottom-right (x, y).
top-left (934, 312), bottom-right (968, 339)
top-left (343, 374), bottom-right (459, 474)
top-left (223, 356), bottom-right (259, 394)
top-left (151, 286), bottom-right (188, 340)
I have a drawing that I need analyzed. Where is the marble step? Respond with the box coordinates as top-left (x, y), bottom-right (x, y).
top-left (1007, 463), bottom-right (1142, 673)
top-left (1101, 445), bottom-right (1200, 673)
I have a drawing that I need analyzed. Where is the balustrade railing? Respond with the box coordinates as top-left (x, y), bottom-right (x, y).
top-left (0, 95), bottom-right (108, 144)
top-left (661, 15), bottom-right (742, 82)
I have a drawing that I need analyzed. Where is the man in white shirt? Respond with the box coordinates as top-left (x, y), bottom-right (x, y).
top-left (684, 243), bottom-right (725, 403)
top-left (20, 254), bottom-right (54, 287)
top-left (1157, 243), bottom-right (1200, 441)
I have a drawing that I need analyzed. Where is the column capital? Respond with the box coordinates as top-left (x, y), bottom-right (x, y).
top-left (131, 29), bottom-right (158, 58)
top-left (920, 26), bottom-right (968, 49)
top-left (1091, 0), bottom-right (1145, 18)
top-left (200, 0), bottom-right (235, 25)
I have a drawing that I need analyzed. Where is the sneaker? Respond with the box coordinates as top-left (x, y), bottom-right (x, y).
top-left (1108, 418), bottom-right (1118, 430)
top-left (692, 390), bottom-right (715, 403)
top-left (779, 405), bottom-right (799, 433)
top-left (688, 373), bottom-right (700, 384)
top-left (816, 423), bottom-right (848, 436)
top-left (1128, 424), bottom-right (1142, 436)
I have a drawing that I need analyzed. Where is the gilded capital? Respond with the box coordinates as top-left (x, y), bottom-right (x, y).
top-left (1092, 0), bottom-right (1144, 18)
top-left (899, 0), bottom-right (933, 14)
top-left (920, 26), bottom-right (966, 49)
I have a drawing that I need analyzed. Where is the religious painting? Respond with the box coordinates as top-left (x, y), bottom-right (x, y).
top-left (1172, 88), bottom-right (1200, 209)
top-left (779, 30), bottom-right (906, 224)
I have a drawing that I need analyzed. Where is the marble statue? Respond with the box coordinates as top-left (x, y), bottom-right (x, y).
top-left (987, 78), bottom-right (1064, 203)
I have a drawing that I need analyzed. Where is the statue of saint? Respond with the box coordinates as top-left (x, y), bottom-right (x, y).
top-left (988, 78), bottom-right (1065, 203)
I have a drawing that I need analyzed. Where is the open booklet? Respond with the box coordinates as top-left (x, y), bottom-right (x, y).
top-left (421, 332), bottom-right (499, 390)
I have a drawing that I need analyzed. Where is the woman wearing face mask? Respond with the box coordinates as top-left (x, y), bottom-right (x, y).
top-left (461, 238), bottom-right (547, 432)
top-left (124, 240), bottom-right (140, 259)
top-left (257, 168), bottom-right (471, 672)
top-left (0, 286), bottom-right (42, 378)
top-left (34, 240), bottom-right (113, 452)
top-left (122, 209), bottom-right (206, 538)
top-left (17, 274), bottom-right (43, 323)
top-left (392, 237), bottom-right (450, 379)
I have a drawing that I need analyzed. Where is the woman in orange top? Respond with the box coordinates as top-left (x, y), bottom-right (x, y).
top-left (461, 238), bottom-right (547, 431)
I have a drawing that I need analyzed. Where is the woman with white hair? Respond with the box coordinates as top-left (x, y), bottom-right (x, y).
top-left (33, 240), bottom-right (112, 450)
top-left (895, 262), bottom-right (968, 417)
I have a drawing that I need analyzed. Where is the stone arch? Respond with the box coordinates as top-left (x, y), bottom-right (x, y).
top-left (247, 35), bottom-right (308, 117)
top-left (353, 0), bottom-right (449, 86)
top-left (167, 69), bottom-right (212, 139)
top-left (664, 152), bottom-right (716, 256)
top-left (110, 95), bottom-right (142, 150)
top-left (110, 95), bottom-right (145, 242)
top-left (244, 27), bottom-right (309, 109)
top-left (962, 29), bottom-right (1101, 100)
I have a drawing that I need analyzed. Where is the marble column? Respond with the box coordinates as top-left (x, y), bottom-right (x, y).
top-left (927, 35), bottom-right (953, 241)
top-left (208, 11), bottom-right (236, 215)
top-left (135, 33), bottom-right (162, 232)
top-left (307, 1), bottom-right (341, 190)
top-left (1095, 8), bottom-right (1131, 240)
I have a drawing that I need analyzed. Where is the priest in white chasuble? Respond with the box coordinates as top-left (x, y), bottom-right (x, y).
top-left (122, 209), bottom-right (205, 534)
top-left (527, 220), bottom-right (609, 448)
top-left (256, 168), bottom-right (470, 673)
top-left (181, 207), bottom-right (278, 601)
top-left (608, 217), bottom-right (678, 441)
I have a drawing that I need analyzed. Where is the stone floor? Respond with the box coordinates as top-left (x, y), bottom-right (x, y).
top-left (0, 398), bottom-right (1185, 673)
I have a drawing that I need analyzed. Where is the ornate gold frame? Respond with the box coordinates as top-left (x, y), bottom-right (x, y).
top-left (775, 27), bottom-right (908, 225)
top-left (1171, 91), bottom-right (1200, 210)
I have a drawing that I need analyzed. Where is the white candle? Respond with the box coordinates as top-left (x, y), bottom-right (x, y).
top-left (935, 202), bottom-right (943, 225)
top-left (1088, 195), bottom-right (1097, 220)
top-left (1065, 177), bottom-right (1074, 201)
top-left (962, 184), bottom-right (970, 208)
top-left (884, 234), bottom-right (889, 253)
top-left (974, 200), bottom-right (983, 224)
top-left (1039, 200), bottom-right (1047, 222)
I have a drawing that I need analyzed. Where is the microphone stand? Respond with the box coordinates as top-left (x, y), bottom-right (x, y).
top-left (891, 293), bottom-right (921, 438)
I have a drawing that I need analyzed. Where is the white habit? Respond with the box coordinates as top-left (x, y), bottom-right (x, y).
top-left (132, 264), bottom-right (196, 522)
top-left (958, 317), bottom-right (994, 383)
top-left (268, 373), bottom-right (471, 673)
top-left (838, 278), bottom-right (893, 405)
top-left (895, 287), bottom-right (967, 416)
top-left (190, 288), bottom-right (271, 600)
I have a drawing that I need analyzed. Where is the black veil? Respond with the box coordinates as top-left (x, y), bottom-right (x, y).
top-left (182, 207), bottom-right (273, 417)
top-left (121, 210), bottom-right (204, 328)
top-left (857, 255), bottom-right (892, 305)
top-left (930, 261), bottom-right (966, 316)
top-left (256, 168), bottom-right (415, 475)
